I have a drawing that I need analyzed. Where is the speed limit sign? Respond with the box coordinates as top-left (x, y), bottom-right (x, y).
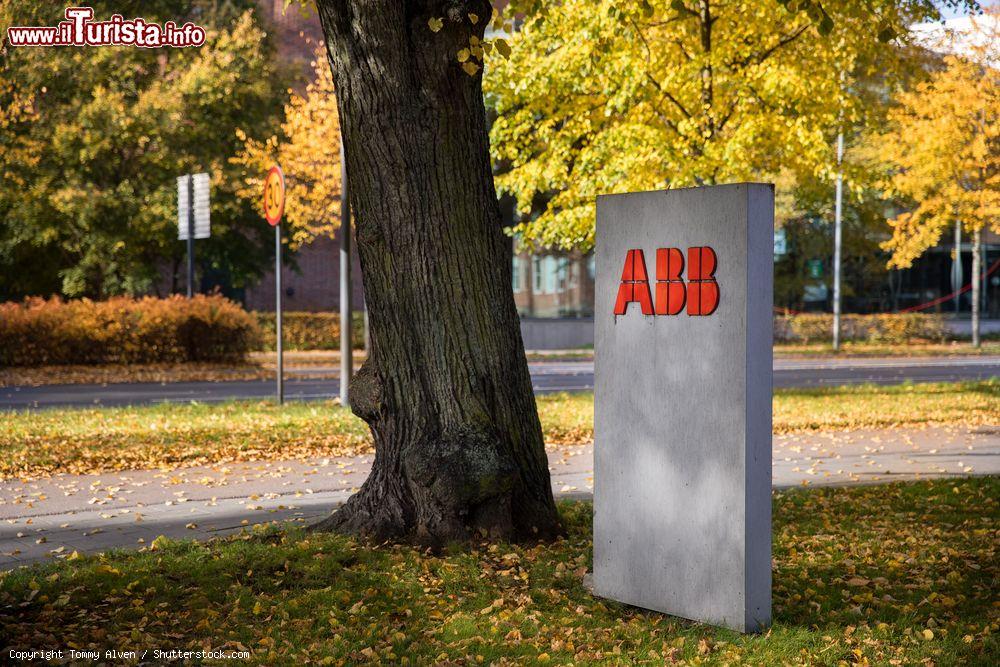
top-left (264, 165), bottom-right (286, 226)
top-left (265, 164), bottom-right (287, 404)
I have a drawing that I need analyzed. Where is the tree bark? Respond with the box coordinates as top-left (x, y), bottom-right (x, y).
top-left (311, 0), bottom-right (562, 545)
top-left (972, 226), bottom-right (981, 348)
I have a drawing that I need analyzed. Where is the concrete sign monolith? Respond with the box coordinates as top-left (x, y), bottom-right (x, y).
top-left (593, 183), bottom-right (773, 633)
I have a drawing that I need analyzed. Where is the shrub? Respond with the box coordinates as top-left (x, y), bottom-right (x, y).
top-left (774, 313), bottom-right (949, 344)
top-left (254, 311), bottom-right (366, 351)
top-left (0, 296), bottom-right (261, 366)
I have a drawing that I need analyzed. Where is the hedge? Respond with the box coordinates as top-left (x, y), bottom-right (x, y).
top-left (774, 313), bottom-right (949, 344)
top-left (0, 296), bottom-right (261, 366)
top-left (259, 312), bottom-right (949, 348)
top-left (254, 311), bottom-right (366, 351)
top-left (0, 299), bottom-right (954, 367)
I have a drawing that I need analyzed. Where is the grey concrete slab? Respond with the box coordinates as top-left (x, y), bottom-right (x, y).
top-left (593, 184), bottom-right (773, 632)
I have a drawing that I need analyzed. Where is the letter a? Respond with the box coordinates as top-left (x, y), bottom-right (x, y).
top-left (614, 249), bottom-right (653, 316)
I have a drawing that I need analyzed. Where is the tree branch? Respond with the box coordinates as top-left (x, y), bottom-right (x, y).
top-left (727, 23), bottom-right (810, 70)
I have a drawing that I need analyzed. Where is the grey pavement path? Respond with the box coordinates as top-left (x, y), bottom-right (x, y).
top-left (2, 356), bottom-right (998, 409)
top-left (2, 423), bottom-right (997, 570)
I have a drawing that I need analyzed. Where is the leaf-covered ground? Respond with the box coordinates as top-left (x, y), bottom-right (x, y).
top-left (770, 380), bottom-right (999, 434)
top-left (775, 341), bottom-right (1000, 358)
top-left (0, 361), bottom-right (273, 388)
top-left (2, 381), bottom-right (997, 479)
top-left (1, 478), bottom-right (996, 665)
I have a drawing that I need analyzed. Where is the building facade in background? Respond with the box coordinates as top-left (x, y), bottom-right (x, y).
top-left (511, 251), bottom-right (595, 318)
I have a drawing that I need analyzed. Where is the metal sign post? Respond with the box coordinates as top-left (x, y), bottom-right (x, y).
top-left (275, 224), bottom-right (283, 404)
top-left (264, 165), bottom-right (287, 405)
top-left (177, 172), bottom-right (211, 297)
top-left (187, 175), bottom-right (195, 297)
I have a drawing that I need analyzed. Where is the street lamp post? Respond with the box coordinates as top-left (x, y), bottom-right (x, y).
top-left (339, 139), bottom-right (352, 408)
top-left (832, 130), bottom-right (844, 351)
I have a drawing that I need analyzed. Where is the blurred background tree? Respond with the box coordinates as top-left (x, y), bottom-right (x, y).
top-left (487, 0), bottom-right (977, 253)
top-left (875, 18), bottom-right (999, 268)
top-left (0, 1), bottom-right (291, 299)
top-left (870, 12), bottom-right (999, 342)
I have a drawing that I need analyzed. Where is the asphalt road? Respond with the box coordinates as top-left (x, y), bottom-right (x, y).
top-left (1, 356), bottom-right (998, 411)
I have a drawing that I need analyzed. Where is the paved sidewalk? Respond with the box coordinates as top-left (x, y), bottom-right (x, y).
top-left (2, 424), bottom-right (997, 569)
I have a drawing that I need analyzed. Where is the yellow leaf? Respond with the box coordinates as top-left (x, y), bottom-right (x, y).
top-left (923, 628), bottom-right (934, 640)
top-left (457, 48), bottom-right (471, 63)
top-left (468, 13), bottom-right (479, 24)
top-left (428, 17), bottom-right (443, 33)
top-left (494, 38), bottom-right (512, 59)
top-left (461, 61), bottom-right (480, 76)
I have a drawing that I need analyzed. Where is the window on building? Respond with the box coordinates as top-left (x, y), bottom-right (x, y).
top-left (512, 256), bottom-right (522, 293)
top-left (545, 256), bottom-right (559, 294)
top-left (533, 257), bottom-right (544, 294)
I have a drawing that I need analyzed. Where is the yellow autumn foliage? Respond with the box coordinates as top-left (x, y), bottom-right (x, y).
top-left (486, 0), bottom-right (941, 251)
top-left (875, 15), bottom-right (1000, 268)
top-left (232, 47), bottom-right (343, 249)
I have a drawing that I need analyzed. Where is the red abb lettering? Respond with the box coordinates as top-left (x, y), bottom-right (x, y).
top-left (613, 249), bottom-right (653, 316)
top-left (655, 247), bottom-right (685, 315)
top-left (686, 246), bottom-right (720, 316)
top-left (614, 246), bottom-right (720, 317)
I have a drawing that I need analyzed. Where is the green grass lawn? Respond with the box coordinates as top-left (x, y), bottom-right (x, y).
top-left (1, 478), bottom-right (996, 664)
top-left (2, 380), bottom-right (997, 479)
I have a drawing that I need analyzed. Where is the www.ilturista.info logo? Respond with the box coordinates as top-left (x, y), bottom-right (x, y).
top-left (6, 7), bottom-right (206, 48)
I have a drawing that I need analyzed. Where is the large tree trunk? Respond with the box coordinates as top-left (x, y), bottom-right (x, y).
top-left (312, 0), bottom-right (562, 544)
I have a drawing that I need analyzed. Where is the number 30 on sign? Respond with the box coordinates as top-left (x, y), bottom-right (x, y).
top-left (264, 165), bottom-right (285, 226)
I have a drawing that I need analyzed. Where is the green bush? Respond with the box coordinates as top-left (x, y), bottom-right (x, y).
top-left (774, 313), bottom-right (949, 344)
top-left (254, 311), bottom-right (366, 351)
top-left (0, 296), bottom-right (261, 366)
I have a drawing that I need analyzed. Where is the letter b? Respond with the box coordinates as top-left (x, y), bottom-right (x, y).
top-left (686, 246), bottom-right (720, 316)
top-left (655, 248), bottom-right (686, 315)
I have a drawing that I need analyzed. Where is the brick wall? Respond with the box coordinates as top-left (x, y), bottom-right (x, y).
top-left (244, 231), bottom-right (365, 312)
